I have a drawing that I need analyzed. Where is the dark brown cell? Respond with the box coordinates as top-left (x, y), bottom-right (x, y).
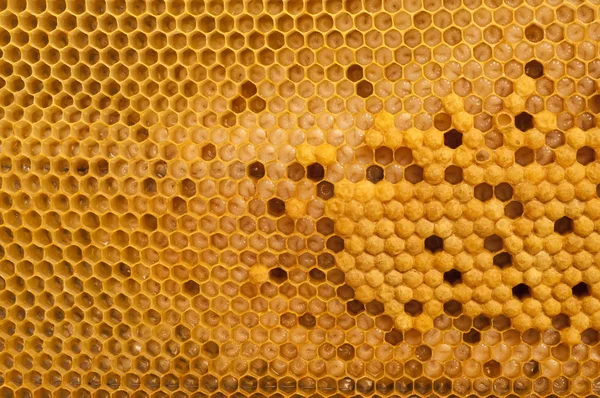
top-left (577, 146), bottom-right (596, 165)
top-left (307, 163), bottom-right (325, 181)
top-left (443, 269), bottom-right (461, 285)
top-left (512, 283), bottom-right (531, 300)
top-left (525, 24), bottom-right (544, 42)
top-left (357, 80), bottom-right (373, 98)
top-left (299, 313), bottom-right (316, 329)
top-left (346, 299), bottom-right (364, 315)
top-left (385, 329), bottom-right (403, 345)
top-left (337, 343), bottom-right (355, 360)
top-left (316, 181), bottom-right (334, 200)
top-left (433, 377), bottom-right (452, 395)
top-left (484, 234), bottom-right (503, 252)
top-left (326, 235), bottom-right (344, 253)
top-left (201, 143), bottom-right (216, 160)
top-left (337, 284), bottom-right (354, 300)
top-left (515, 112), bottom-right (533, 131)
top-left (504, 201), bottom-right (523, 219)
top-left (308, 268), bottom-right (325, 282)
top-left (346, 64), bottom-right (363, 82)
top-left (525, 60), bottom-right (544, 78)
top-left (404, 300), bottom-right (423, 316)
top-left (582, 328), bottom-right (600, 345)
top-left (494, 182), bottom-right (513, 201)
top-left (444, 165), bottom-right (462, 184)
top-left (267, 198), bottom-right (285, 216)
top-left (404, 164), bottom-right (423, 183)
top-left (554, 216), bottom-right (573, 235)
top-left (424, 235), bottom-right (443, 253)
top-left (269, 268), bottom-right (287, 283)
top-left (474, 183), bottom-right (493, 201)
top-left (247, 161), bottom-right (265, 179)
top-left (443, 300), bottom-right (462, 317)
top-left (316, 217), bottom-right (334, 235)
top-left (552, 313), bottom-right (570, 330)
top-left (463, 329), bottom-right (481, 344)
top-left (493, 252), bottom-right (512, 268)
top-left (366, 165), bottom-right (384, 183)
top-left (515, 146), bottom-right (534, 166)
top-left (572, 282), bottom-right (590, 298)
top-left (473, 314), bottom-right (491, 330)
top-left (415, 345), bottom-right (432, 361)
top-left (444, 129), bottom-right (463, 148)
top-left (405, 360), bottom-right (423, 378)
top-left (366, 300), bottom-right (384, 316)
top-left (318, 253), bottom-right (335, 269)
top-left (523, 360), bottom-right (539, 377)
top-left (287, 162), bottom-right (305, 181)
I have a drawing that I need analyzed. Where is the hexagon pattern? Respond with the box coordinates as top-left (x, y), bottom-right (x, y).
top-left (2, 0), bottom-right (600, 396)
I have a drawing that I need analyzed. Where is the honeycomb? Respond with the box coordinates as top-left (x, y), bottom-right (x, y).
top-left (4, 0), bottom-right (600, 395)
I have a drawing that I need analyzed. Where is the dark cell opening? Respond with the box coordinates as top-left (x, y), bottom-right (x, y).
top-left (357, 80), bottom-right (373, 98)
top-left (366, 300), bottom-right (384, 316)
top-left (493, 252), bottom-right (512, 268)
top-left (484, 234), bottom-right (503, 252)
top-left (554, 216), bottom-right (573, 235)
top-left (443, 300), bottom-right (462, 317)
top-left (405, 164), bottom-right (424, 184)
top-left (308, 268), bottom-right (325, 282)
top-left (366, 165), bottom-right (384, 184)
top-left (385, 329), bottom-right (403, 345)
top-left (287, 162), bottom-right (305, 181)
top-left (267, 198), bottom-right (285, 217)
top-left (347, 299), bottom-right (365, 315)
top-left (473, 314), bottom-right (491, 330)
top-left (582, 328), bottom-right (600, 345)
top-left (494, 182), bottom-right (513, 201)
top-left (552, 313), bottom-right (570, 330)
top-left (307, 163), bottom-right (325, 181)
top-left (523, 360), bottom-right (539, 377)
top-left (415, 345), bottom-right (432, 361)
top-left (425, 235), bottom-right (444, 253)
top-left (515, 147), bottom-right (534, 166)
top-left (248, 161), bottom-right (265, 179)
top-left (326, 235), bottom-right (344, 253)
top-left (318, 252), bottom-right (335, 269)
top-left (572, 282), bottom-right (590, 298)
top-left (316, 181), bottom-right (334, 200)
top-left (316, 217), bottom-right (334, 235)
top-left (515, 112), bottom-right (534, 131)
top-left (443, 269), bottom-right (462, 285)
top-left (444, 129), bottom-right (463, 148)
top-left (512, 283), bottom-right (531, 300)
top-left (577, 146), bottom-right (595, 165)
top-left (404, 300), bottom-right (423, 316)
top-left (463, 329), bottom-right (481, 344)
top-left (298, 313), bottom-right (316, 329)
top-left (269, 268), bottom-right (287, 283)
top-left (346, 64), bottom-right (363, 82)
top-left (444, 165), bottom-right (463, 184)
top-left (525, 60), bottom-right (544, 78)
top-left (504, 201), bottom-right (524, 219)
top-left (474, 183), bottom-right (493, 201)
top-left (483, 360), bottom-right (501, 378)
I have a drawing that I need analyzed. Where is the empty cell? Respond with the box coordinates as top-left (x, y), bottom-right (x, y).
top-left (425, 235), bottom-right (443, 253)
top-left (515, 112), bottom-right (533, 131)
top-left (444, 129), bottom-right (463, 148)
top-left (554, 216), bottom-right (574, 235)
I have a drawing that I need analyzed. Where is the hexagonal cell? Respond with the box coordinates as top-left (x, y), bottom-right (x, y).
top-left (554, 216), bottom-right (574, 235)
top-left (474, 183), bottom-right (493, 201)
top-left (577, 146), bottom-right (595, 165)
top-left (444, 129), bottom-right (463, 148)
top-left (515, 112), bottom-right (533, 131)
